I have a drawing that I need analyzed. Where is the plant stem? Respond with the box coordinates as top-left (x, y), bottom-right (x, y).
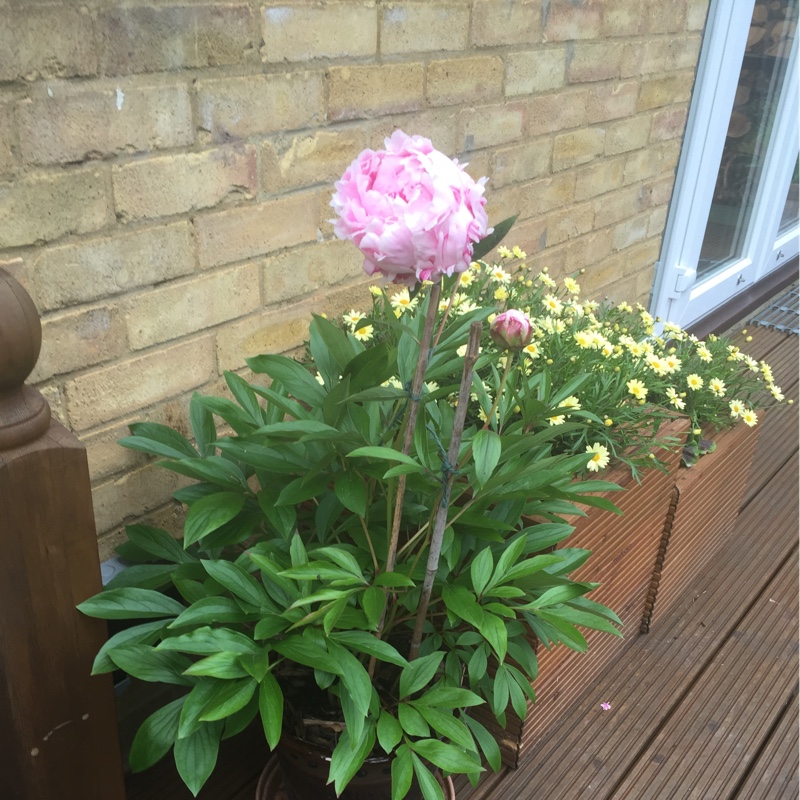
top-left (408, 321), bottom-right (482, 661)
top-left (385, 282), bottom-right (441, 574)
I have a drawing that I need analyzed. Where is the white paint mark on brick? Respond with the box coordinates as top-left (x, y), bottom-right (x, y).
top-left (47, 85), bottom-right (53, 98)
top-left (264, 7), bottom-right (292, 23)
top-left (385, 8), bottom-right (407, 23)
top-left (116, 88), bottom-right (124, 111)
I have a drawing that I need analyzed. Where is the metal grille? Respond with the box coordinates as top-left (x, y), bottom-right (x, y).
top-left (750, 285), bottom-right (799, 335)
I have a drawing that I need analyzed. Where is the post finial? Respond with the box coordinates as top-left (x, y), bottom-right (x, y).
top-left (0, 269), bottom-right (51, 449)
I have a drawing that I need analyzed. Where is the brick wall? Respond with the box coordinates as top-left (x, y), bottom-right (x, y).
top-left (0, 0), bottom-right (709, 553)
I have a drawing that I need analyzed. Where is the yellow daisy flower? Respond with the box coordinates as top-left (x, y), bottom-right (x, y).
top-left (626, 379), bottom-right (648, 400)
top-left (458, 271), bottom-right (475, 287)
top-left (353, 324), bottom-right (374, 342)
top-left (686, 373), bottom-right (704, 390)
top-left (558, 396), bottom-right (581, 411)
top-left (586, 443), bottom-right (610, 472)
top-left (741, 409), bottom-right (758, 427)
top-left (522, 342), bottom-right (540, 359)
top-left (490, 266), bottom-right (511, 284)
top-left (512, 245), bottom-right (527, 259)
top-left (729, 399), bottom-right (745, 417)
top-left (548, 414), bottom-right (566, 426)
top-left (497, 246), bottom-right (513, 259)
top-left (696, 345), bottom-right (713, 362)
top-left (543, 294), bottom-right (563, 314)
top-left (665, 387), bottom-right (686, 410)
top-left (390, 289), bottom-right (417, 313)
top-left (494, 286), bottom-right (509, 301)
top-left (708, 378), bottom-right (726, 397)
top-left (342, 310), bottom-right (364, 331)
top-left (563, 277), bottom-right (580, 294)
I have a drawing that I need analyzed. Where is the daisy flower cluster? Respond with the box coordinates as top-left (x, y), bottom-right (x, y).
top-left (324, 245), bottom-right (787, 476)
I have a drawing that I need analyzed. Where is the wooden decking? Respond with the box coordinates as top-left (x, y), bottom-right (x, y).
top-left (126, 319), bottom-right (799, 800)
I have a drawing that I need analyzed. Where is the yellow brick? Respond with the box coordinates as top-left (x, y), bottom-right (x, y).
top-left (65, 337), bottom-right (215, 431)
top-left (39, 384), bottom-right (67, 426)
top-left (492, 139), bottom-right (553, 189)
top-left (553, 128), bottom-right (605, 171)
top-left (637, 73), bottom-right (694, 112)
top-left (517, 172), bottom-right (576, 217)
top-left (546, 202), bottom-right (595, 246)
top-left (263, 240), bottom-right (366, 306)
top-left (605, 116), bottom-right (652, 155)
top-left (30, 306), bottom-right (127, 384)
top-left (328, 64), bottom-right (424, 122)
top-left (527, 88), bottom-right (589, 136)
top-left (113, 146), bottom-right (256, 222)
top-left (197, 73), bottom-right (324, 140)
top-left (563, 229), bottom-right (614, 270)
top-left (593, 185), bottom-right (642, 228)
top-left (687, 0), bottom-right (710, 31)
top-left (0, 6), bottom-right (96, 81)
top-left (502, 216), bottom-right (548, 259)
top-left (648, 205), bottom-right (669, 237)
top-left (665, 35), bottom-right (703, 70)
top-left (544, 0), bottom-right (603, 41)
top-left (624, 146), bottom-right (666, 185)
top-left (382, 4), bottom-right (470, 54)
top-left (366, 111), bottom-right (459, 156)
top-left (601, 0), bottom-right (643, 36)
top-left (0, 101), bottom-right (15, 179)
top-left (612, 214), bottom-right (650, 251)
top-left (195, 191), bottom-right (320, 269)
top-left (640, 175), bottom-right (675, 208)
top-left (216, 305), bottom-right (311, 372)
top-left (31, 223), bottom-right (194, 312)
top-left (99, 4), bottom-right (254, 75)
top-left (650, 107), bottom-right (689, 142)
top-left (18, 82), bottom-right (193, 166)
top-left (586, 81), bottom-right (639, 123)
top-left (505, 49), bottom-right (566, 97)
top-left (428, 56), bottom-right (503, 107)
top-left (462, 150), bottom-right (492, 184)
top-left (471, 0), bottom-right (541, 46)
top-left (0, 168), bottom-right (110, 249)
top-left (125, 263), bottom-right (260, 350)
top-left (261, 3), bottom-right (377, 62)
top-left (92, 464), bottom-right (189, 536)
top-left (567, 42), bottom-right (623, 83)
top-left (459, 103), bottom-right (525, 150)
top-left (645, 0), bottom-right (686, 34)
top-left (262, 128), bottom-right (367, 193)
top-left (574, 157), bottom-right (626, 202)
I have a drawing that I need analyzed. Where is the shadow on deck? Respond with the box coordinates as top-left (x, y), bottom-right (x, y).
top-left (126, 320), bottom-right (799, 800)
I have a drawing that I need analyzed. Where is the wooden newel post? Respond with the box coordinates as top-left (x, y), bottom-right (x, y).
top-left (0, 270), bottom-right (125, 799)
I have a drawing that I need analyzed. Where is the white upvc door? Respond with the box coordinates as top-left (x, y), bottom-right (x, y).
top-left (651, 0), bottom-right (799, 329)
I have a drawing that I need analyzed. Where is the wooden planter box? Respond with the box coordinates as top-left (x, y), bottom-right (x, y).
top-left (474, 419), bottom-right (687, 767)
top-left (641, 420), bottom-right (762, 630)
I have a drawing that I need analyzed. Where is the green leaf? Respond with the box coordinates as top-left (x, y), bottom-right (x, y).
top-left (527, 584), bottom-right (592, 609)
top-left (183, 652), bottom-right (249, 679)
top-left (415, 685), bottom-right (484, 709)
top-left (374, 572), bottom-right (416, 588)
top-left (271, 636), bottom-right (343, 675)
top-left (392, 745), bottom-right (414, 800)
top-left (310, 546), bottom-right (364, 579)
top-left (78, 587), bottom-right (185, 620)
top-left (478, 613), bottom-right (507, 661)
top-left (470, 548), bottom-right (493, 597)
top-left (327, 640), bottom-right (373, 718)
top-left (246, 354), bottom-right (325, 407)
top-left (163, 455), bottom-right (248, 490)
top-left (411, 753), bottom-right (445, 800)
top-left (334, 471), bottom-right (368, 517)
top-left (398, 703), bottom-right (430, 737)
top-left (174, 721), bottom-right (224, 797)
top-left (179, 680), bottom-right (235, 738)
top-left (274, 474), bottom-right (331, 506)
top-left (412, 705), bottom-right (475, 751)
top-left (330, 723), bottom-right (377, 797)
top-left (464, 715), bottom-right (502, 773)
top-left (109, 644), bottom-right (193, 685)
top-left (377, 710), bottom-right (403, 754)
top-left (168, 597), bottom-right (253, 629)
top-left (123, 421), bottom-right (198, 459)
top-left (347, 446), bottom-right (420, 466)
top-left (190, 392), bottom-right (217, 456)
top-left (441, 585), bottom-right (484, 628)
top-left (361, 586), bottom-right (386, 630)
top-left (531, 609), bottom-right (588, 652)
top-left (105, 563), bottom-right (176, 591)
top-left (399, 652), bottom-right (444, 699)
top-left (502, 554), bottom-right (565, 583)
top-left (467, 645), bottom-right (488, 685)
top-left (184, 493), bottom-right (246, 547)
top-left (259, 671), bottom-right (283, 750)
top-left (194, 396), bottom-right (257, 435)
top-left (225, 372), bottom-right (265, 425)
top-left (472, 429), bottom-right (502, 488)
top-left (254, 615), bottom-right (290, 640)
top-left (200, 560), bottom-right (268, 608)
top-left (126, 524), bottom-right (195, 564)
top-left (488, 536), bottom-right (527, 590)
top-left (331, 631), bottom-right (408, 668)
top-left (92, 619), bottom-right (168, 674)
top-left (158, 627), bottom-right (259, 656)
top-left (471, 214), bottom-right (518, 261)
top-left (129, 696), bottom-right (186, 772)
top-left (411, 740), bottom-right (483, 776)
top-left (199, 678), bottom-right (257, 722)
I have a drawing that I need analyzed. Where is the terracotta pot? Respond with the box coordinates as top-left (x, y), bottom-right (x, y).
top-left (256, 738), bottom-right (455, 800)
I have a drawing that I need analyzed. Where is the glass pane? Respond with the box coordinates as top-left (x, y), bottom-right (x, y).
top-left (779, 156), bottom-right (799, 233)
top-left (697, 0), bottom-right (798, 279)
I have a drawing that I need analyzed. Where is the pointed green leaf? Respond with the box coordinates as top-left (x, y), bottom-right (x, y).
top-left (173, 721), bottom-right (223, 797)
top-left (184, 493), bottom-right (245, 547)
top-left (129, 696), bottom-right (186, 773)
top-left (78, 588), bottom-right (185, 620)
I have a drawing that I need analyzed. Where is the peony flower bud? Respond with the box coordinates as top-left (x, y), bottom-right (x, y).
top-left (490, 309), bottom-right (534, 350)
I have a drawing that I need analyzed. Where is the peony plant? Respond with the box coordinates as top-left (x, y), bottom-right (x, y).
top-left (78, 133), bottom-right (625, 800)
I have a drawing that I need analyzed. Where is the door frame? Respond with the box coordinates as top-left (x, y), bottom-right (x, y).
top-left (651, 0), bottom-right (799, 328)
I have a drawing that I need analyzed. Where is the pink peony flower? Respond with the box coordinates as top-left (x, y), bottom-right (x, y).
top-left (490, 310), bottom-right (534, 350)
top-left (330, 130), bottom-right (489, 286)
